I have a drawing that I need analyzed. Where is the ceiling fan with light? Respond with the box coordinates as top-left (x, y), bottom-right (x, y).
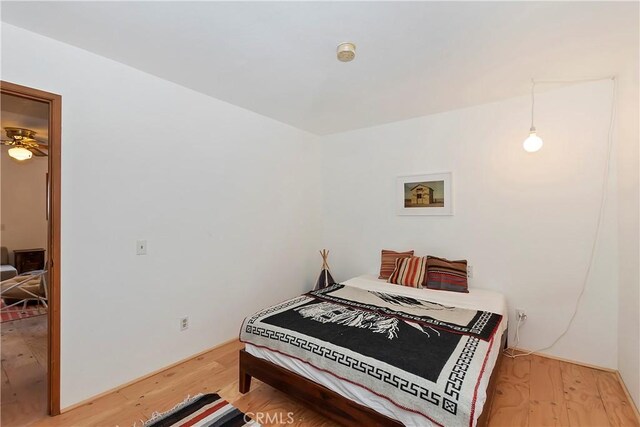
top-left (1, 127), bottom-right (48, 161)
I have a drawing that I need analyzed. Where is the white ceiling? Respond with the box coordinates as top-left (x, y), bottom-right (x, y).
top-left (2, 2), bottom-right (637, 135)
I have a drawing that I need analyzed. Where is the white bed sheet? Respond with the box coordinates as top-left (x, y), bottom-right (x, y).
top-left (344, 275), bottom-right (508, 327)
top-left (245, 275), bottom-right (508, 427)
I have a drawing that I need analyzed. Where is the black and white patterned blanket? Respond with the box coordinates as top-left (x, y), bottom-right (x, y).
top-left (240, 284), bottom-right (502, 427)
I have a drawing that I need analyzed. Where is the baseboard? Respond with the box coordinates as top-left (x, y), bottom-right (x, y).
top-left (508, 346), bottom-right (617, 372)
top-left (60, 337), bottom-right (238, 414)
top-left (614, 371), bottom-right (640, 422)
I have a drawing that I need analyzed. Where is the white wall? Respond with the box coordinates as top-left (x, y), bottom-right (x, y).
top-left (616, 60), bottom-right (640, 405)
top-left (1, 150), bottom-right (49, 263)
top-left (321, 80), bottom-right (620, 369)
top-left (1, 24), bottom-right (322, 409)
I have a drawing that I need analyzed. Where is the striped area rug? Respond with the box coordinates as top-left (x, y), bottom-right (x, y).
top-left (0, 301), bottom-right (47, 323)
top-left (142, 393), bottom-right (259, 427)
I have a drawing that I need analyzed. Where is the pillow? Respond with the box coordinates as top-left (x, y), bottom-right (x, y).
top-left (379, 249), bottom-right (414, 280)
top-left (424, 256), bottom-right (469, 293)
top-left (388, 256), bottom-right (427, 288)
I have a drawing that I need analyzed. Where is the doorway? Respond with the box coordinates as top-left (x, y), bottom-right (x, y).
top-left (0, 81), bottom-right (61, 422)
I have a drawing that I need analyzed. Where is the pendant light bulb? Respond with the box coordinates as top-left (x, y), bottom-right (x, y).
top-left (524, 79), bottom-right (543, 153)
top-left (523, 127), bottom-right (543, 153)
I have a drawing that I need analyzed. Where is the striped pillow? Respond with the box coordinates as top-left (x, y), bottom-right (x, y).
top-left (379, 249), bottom-right (415, 280)
top-left (425, 256), bottom-right (469, 293)
top-left (388, 256), bottom-right (428, 288)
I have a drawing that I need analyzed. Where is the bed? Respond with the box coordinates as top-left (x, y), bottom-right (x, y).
top-left (239, 275), bottom-right (507, 426)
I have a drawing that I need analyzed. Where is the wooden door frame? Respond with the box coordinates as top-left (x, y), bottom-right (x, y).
top-left (1, 81), bottom-right (62, 415)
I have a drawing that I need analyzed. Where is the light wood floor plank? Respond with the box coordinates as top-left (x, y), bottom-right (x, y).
top-left (1, 315), bottom-right (48, 427)
top-left (488, 354), bottom-right (531, 426)
top-left (561, 362), bottom-right (611, 427)
top-left (561, 363), bottom-right (601, 398)
top-left (595, 370), bottom-right (640, 427)
top-left (529, 354), bottom-right (569, 426)
top-left (31, 391), bottom-right (145, 427)
top-left (499, 354), bottom-right (531, 384)
top-left (530, 354), bottom-right (565, 402)
top-left (529, 400), bottom-right (570, 427)
top-left (489, 381), bottom-right (530, 426)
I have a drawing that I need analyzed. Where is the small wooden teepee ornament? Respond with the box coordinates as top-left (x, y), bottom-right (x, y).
top-left (315, 249), bottom-right (336, 290)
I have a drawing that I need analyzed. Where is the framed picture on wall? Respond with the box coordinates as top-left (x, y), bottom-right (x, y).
top-left (397, 172), bottom-right (453, 215)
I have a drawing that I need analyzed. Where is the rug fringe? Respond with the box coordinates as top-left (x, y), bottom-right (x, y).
top-left (135, 393), bottom-right (203, 427)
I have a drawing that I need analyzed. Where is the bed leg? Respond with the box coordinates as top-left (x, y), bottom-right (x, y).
top-left (239, 370), bottom-right (252, 393)
top-left (239, 350), bottom-right (252, 393)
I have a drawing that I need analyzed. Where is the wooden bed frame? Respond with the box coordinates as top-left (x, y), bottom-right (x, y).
top-left (239, 331), bottom-right (507, 427)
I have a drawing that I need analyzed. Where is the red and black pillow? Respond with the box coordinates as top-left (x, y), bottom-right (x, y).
top-left (424, 256), bottom-right (468, 293)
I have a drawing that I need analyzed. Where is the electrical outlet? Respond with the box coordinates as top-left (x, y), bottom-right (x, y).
top-left (180, 316), bottom-right (189, 331)
top-left (515, 308), bottom-right (527, 322)
top-left (136, 240), bottom-right (147, 255)
top-left (467, 265), bottom-right (473, 278)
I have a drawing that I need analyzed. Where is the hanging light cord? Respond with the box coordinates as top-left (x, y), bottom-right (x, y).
top-left (505, 75), bottom-right (617, 359)
top-left (530, 79), bottom-right (536, 131)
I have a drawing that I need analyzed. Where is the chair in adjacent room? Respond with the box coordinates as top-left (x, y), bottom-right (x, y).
top-left (0, 269), bottom-right (48, 312)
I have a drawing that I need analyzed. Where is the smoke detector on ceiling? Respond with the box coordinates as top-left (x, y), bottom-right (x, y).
top-left (337, 42), bottom-right (356, 62)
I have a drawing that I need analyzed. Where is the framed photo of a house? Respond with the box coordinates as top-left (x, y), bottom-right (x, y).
top-left (397, 172), bottom-right (453, 215)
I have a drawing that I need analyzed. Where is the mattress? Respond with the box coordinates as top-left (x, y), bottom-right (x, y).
top-left (244, 274), bottom-right (507, 427)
